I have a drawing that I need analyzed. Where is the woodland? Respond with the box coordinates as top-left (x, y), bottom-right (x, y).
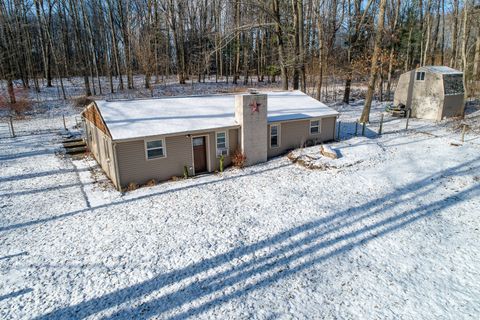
top-left (1, 0), bottom-right (479, 121)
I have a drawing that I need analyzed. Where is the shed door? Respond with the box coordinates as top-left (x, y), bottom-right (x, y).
top-left (193, 137), bottom-right (207, 174)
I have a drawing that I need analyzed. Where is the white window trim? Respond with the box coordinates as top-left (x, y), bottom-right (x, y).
top-left (145, 138), bottom-right (167, 160)
top-left (415, 71), bottom-right (425, 81)
top-left (216, 131), bottom-right (229, 157)
top-left (310, 119), bottom-right (321, 135)
top-left (270, 124), bottom-right (281, 148)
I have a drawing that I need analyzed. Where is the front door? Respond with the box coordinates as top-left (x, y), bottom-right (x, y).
top-left (193, 137), bottom-right (207, 174)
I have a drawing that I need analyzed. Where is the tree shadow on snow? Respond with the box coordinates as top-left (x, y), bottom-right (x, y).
top-left (0, 288), bottom-right (33, 302)
top-left (33, 157), bottom-right (480, 319)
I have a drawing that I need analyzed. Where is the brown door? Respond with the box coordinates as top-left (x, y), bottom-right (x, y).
top-left (193, 137), bottom-right (207, 173)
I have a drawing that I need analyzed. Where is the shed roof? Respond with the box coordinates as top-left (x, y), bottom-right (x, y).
top-left (95, 91), bottom-right (338, 141)
top-left (417, 66), bottom-right (463, 75)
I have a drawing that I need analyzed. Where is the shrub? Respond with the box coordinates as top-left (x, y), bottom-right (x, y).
top-left (219, 155), bottom-right (225, 172)
top-left (231, 149), bottom-right (247, 168)
top-left (0, 87), bottom-right (32, 115)
top-left (126, 182), bottom-right (138, 191)
top-left (144, 179), bottom-right (156, 187)
top-left (183, 165), bottom-right (189, 179)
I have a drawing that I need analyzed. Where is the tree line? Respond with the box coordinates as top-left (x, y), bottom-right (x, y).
top-left (0, 0), bottom-right (479, 120)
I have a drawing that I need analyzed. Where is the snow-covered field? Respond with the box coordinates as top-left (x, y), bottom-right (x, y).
top-left (1, 95), bottom-right (480, 319)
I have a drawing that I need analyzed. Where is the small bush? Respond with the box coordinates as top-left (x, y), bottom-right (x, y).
top-left (171, 176), bottom-right (181, 181)
top-left (231, 149), bottom-right (247, 168)
top-left (183, 166), bottom-right (189, 179)
top-left (126, 182), bottom-right (139, 191)
top-left (219, 155), bottom-right (225, 172)
top-left (0, 87), bottom-right (32, 115)
top-left (144, 179), bottom-right (156, 187)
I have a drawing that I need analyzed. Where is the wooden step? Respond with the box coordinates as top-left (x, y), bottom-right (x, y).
top-left (62, 137), bottom-right (84, 144)
top-left (63, 141), bottom-right (86, 148)
top-left (65, 146), bottom-right (87, 154)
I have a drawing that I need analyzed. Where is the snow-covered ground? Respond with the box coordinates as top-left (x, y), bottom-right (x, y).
top-left (1, 94), bottom-right (480, 319)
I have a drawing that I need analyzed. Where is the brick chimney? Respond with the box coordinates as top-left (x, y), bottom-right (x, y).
top-left (235, 93), bottom-right (268, 166)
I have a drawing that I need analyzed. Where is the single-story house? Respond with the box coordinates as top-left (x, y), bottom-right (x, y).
top-left (82, 90), bottom-right (339, 190)
top-left (394, 66), bottom-right (465, 120)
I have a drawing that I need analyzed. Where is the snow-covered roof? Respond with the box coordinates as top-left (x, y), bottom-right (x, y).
top-left (95, 91), bottom-right (338, 141)
top-left (417, 66), bottom-right (463, 75)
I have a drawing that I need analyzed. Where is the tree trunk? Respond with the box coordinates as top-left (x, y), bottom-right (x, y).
top-left (107, 0), bottom-right (123, 91)
top-left (429, 0), bottom-right (441, 65)
top-left (405, 26), bottom-right (413, 72)
top-left (298, 0), bottom-right (306, 92)
top-left (474, 30), bottom-right (480, 81)
top-left (273, 0), bottom-right (288, 90)
top-left (316, 9), bottom-right (324, 101)
top-left (461, 2), bottom-right (469, 101)
top-left (292, 0), bottom-right (300, 90)
top-left (118, 0), bottom-right (134, 89)
top-left (360, 0), bottom-right (387, 123)
top-left (451, 0), bottom-right (459, 68)
top-left (233, 0), bottom-right (240, 84)
top-left (440, 0), bottom-right (445, 65)
top-left (386, 0), bottom-right (401, 100)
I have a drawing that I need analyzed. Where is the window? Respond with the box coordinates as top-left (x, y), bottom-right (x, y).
top-left (216, 131), bottom-right (228, 156)
top-left (270, 125), bottom-right (279, 148)
top-left (416, 71), bottom-right (425, 81)
top-left (146, 139), bottom-right (166, 159)
top-left (310, 120), bottom-right (321, 134)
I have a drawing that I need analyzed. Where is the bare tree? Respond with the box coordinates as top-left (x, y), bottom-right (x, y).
top-left (360, 0), bottom-right (387, 123)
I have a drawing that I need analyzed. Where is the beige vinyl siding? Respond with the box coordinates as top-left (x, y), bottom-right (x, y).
top-left (116, 134), bottom-right (193, 186)
top-left (267, 117), bottom-right (336, 158)
top-left (210, 128), bottom-right (239, 171)
top-left (115, 128), bottom-right (239, 187)
top-left (320, 117), bottom-right (336, 141)
top-left (84, 118), bottom-right (118, 187)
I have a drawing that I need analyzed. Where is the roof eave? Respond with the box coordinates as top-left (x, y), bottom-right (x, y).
top-left (111, 124), bottom-right (242, 143)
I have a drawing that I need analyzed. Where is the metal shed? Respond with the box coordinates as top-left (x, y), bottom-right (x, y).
top-left (393, 66), bottom-right (465, 121)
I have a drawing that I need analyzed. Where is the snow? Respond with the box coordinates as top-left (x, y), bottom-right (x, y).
top-left (418, 66), bottom-right (463, 75)
top-left (96, 91), bottom-right (338, 141)
top-left (1, 96), bottom-right (480, 319)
